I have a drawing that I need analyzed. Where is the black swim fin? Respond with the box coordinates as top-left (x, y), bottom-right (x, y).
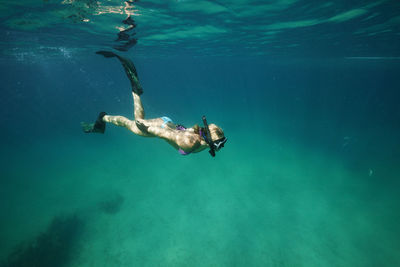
top-left (95, 51), bottom-right (116, 58)
top-left (96, 50), bottom-right (143, 95)
top-left (82, 112), bottom-right (107, 134)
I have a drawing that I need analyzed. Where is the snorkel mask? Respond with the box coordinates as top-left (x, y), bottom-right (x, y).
top-left (202, 116), bottom-right (227, 157)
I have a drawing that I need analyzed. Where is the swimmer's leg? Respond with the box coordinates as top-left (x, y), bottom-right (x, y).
top-left (132, 91), bottom-right (144, 120)
top-left (132, 91), bottom-right (164, 129)
top-left (82, 112), bottom-right (150, 136)
top-left (103, 115), bottom-right (151, 137)
top-left (96, 50), bottom-right (143, 95)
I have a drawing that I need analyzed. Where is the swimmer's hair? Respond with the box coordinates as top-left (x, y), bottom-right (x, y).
top-left (193, 124), bottom-right (200, 134)
top-left (209, 124), bottom-right (224, 140)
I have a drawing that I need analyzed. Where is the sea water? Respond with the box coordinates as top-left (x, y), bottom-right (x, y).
top-left (1, 1), bottom-right (400, 266)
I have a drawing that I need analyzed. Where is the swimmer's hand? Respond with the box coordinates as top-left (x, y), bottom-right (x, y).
top-left (135, 120), bottom-right (149, 133)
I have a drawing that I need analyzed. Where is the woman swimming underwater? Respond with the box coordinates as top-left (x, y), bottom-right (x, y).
top-left (82, 51), bottom-right (227, 157)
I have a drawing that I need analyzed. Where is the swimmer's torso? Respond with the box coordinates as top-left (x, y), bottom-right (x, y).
top-left (141, 118), bottom-right (207, 154)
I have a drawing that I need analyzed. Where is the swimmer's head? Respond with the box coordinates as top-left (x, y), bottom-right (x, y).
top-left (209, 124), bottom-right (224, 141)
top-left (201, 116), bottom-right (227, 157)
top-left (209, 124), bottom-right (227, 152)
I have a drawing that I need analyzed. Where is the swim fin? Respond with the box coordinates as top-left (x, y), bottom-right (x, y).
top-left (96, 51), bottom-right (143, 95)
top-left (82, 112), bottom-right (107, 133)
top-left (95, 51), bottom-right (116, 58)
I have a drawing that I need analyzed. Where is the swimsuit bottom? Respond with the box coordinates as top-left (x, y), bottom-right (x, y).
top-left (161, 116), bottom-right (190, 155)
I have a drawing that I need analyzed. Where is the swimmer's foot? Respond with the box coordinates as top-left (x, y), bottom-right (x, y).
top-left (82, 112), bottom-right (107, 133)
top-left (96, 50), bottom-right (143, 95)
top-left (135, 119), bottom-right (149, 134)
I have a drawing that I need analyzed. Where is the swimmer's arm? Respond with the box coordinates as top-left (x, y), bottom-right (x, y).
top-left (135, 119), bottom-right (176, 141)
top-left (136, 120), bottom-right (200, 150)
top-left (135, 119), bottom-right (176, 140)
top-left (147, 126), bottom-right (177, 142)
top-left (149, 126), bottom-right (201, 150)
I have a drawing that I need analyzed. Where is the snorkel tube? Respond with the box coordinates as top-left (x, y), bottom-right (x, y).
top-left (202, 115), bottom-right (216, 157)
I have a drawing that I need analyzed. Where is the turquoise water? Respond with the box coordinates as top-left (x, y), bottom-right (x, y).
top-left (1, 1), bottom-right (400, 266)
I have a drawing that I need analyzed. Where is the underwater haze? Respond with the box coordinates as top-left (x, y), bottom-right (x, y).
top-left (1, 0), bottom-right (400, 266)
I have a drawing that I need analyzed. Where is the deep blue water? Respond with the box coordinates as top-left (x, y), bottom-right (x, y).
top-left (1, 0), bottom-right (400, 266)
